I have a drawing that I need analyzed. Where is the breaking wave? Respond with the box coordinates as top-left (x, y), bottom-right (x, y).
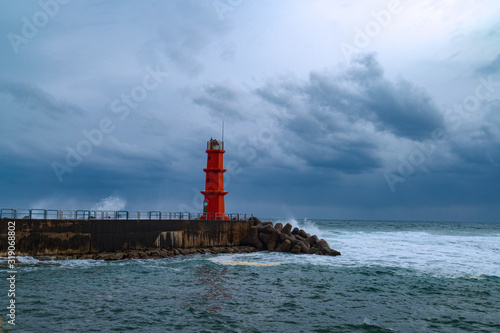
top-left (91, 196), bottom-right (126, 211)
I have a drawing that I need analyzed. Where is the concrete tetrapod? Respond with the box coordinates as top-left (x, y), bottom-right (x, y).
top-left (242, 218), bottom-right (341, 256)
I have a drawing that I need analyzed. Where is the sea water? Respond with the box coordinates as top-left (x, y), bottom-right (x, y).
top-left (1, 219), bottom-right (499, 332)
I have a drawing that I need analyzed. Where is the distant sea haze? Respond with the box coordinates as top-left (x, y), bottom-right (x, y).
top-left (5, 219), bottom-right (500, 332)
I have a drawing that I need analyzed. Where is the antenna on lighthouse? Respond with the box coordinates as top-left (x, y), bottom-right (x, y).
top-left (222, 121), bottom-right (224, 142)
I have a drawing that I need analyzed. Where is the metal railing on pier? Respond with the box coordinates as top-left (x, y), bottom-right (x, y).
top-left (0, 209), bottom-right (251, 221)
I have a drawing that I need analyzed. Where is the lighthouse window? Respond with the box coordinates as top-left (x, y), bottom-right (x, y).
top-left (207, 179), bottom-right (210, 183)
top-left (208, 156), bottom-right (211, 160)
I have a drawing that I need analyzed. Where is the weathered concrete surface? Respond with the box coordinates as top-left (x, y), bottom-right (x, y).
top-left (0, 218), bottom-right (253, 256)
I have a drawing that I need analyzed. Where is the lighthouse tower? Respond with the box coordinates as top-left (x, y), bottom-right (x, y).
top-left (200, 138), bottom-right (228, 220)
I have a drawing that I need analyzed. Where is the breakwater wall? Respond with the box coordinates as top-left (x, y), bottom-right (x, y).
top-left (0, 218), bottom-right (253, 256)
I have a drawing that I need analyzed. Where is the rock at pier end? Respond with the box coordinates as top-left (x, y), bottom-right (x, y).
top-left (242, 217), bottom-right (341, 256)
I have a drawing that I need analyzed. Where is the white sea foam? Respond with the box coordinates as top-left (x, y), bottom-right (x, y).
top-left (275, 217), bottom-right (328, 240)
top-left (220, 218), bottom-right (500, 278)
top-left (326, 230), bottom-right (500, 278)
top-left (91, 196), bottom-right (126, 211)
top-left (362, 318), bottom-right (395, 331)
top-left (209, 253), bottom-right (285, 266)
top-left (208, 250), bottom-right (338, 267)
top-left (58, 259), bottom-right (105, 269)
top-left (15, 256), bottom-right (40, 264)
top-left (5, 257), bottom-right (107, 272)
top-left (8, 216), bottom-right (499, 279)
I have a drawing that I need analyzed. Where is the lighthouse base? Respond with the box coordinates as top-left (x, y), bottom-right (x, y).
top-left (199, 213), bottom-right (230, 221)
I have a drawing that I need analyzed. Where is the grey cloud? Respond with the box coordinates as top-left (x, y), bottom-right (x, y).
top-left (248, 54), bottom-right (443, 173)
top-left (476, 54), bottom-right (500, 75)
top-left (254, 76), bottom-right (304, 110)
top-left (2, 1), bottom-right (500, 222)
top-left (364, 79), bottom-right (443, 140)
top-left (0, 81), bottom-right (87, 158)
top-left (306, 54), bottom-right (444, 141)
top-left (344, 53), bottom-right (384, 84)
top-left (0, 82), bottom-right (84, 118)
top-left (448, 100), bottom-right (500, 171)
top-left (279, 113), bottom-right (382, 173)
top-left (300, 142), bottom-right (381, 173)
top-left (154, 1), bottom-right (230, 76)
top-left (193, 83), bottom-right (247, 120)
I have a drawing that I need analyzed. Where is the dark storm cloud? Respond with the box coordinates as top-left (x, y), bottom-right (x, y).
top-left (364, 79), bottom-right (443, 140)
top-left (0, 81), bottom-right (87, 159)
top-left (300, 142), bottom-right (381, 174)
top-left (305, 54), bottom-right (444, 141)
top-left (276, 98), bottom-right (382, 174)
top-left (447, 100), bottom-right (500, 171)
top-left (0, 81), bottom-right (84, 118)
top-left (254, 76), bottom-right (304, 110)
top-left (244, 54), bottom-right (443, 174)
top-left (476, 53), bottom-right (500, 75)
top-left (193, 83), bottom-right (248, 120)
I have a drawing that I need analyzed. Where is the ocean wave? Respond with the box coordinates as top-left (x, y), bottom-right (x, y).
top-left (321, 229), bottom-right (500, 278)
top-left (208, 220), bottom-right (500, 279)
top-left (275, 217), bottom-right (328, 240)
top-left (2, 257), bottom-right (108, 272)
top-left (5, 219), bottom-right (499, 279)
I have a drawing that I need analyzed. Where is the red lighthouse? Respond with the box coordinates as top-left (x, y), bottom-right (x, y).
top-left (200, 138), bottom-right (228, 220)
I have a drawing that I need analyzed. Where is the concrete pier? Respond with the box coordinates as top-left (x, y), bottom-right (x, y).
top-left (0, 218), bottom-right (253, 256)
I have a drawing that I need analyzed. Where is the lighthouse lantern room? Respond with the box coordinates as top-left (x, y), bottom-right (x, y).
top-left (200, 138), bottom-right (228, 220)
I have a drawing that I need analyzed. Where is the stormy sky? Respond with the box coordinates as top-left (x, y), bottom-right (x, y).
top-left (1, 0), bottom-right (500, 222)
